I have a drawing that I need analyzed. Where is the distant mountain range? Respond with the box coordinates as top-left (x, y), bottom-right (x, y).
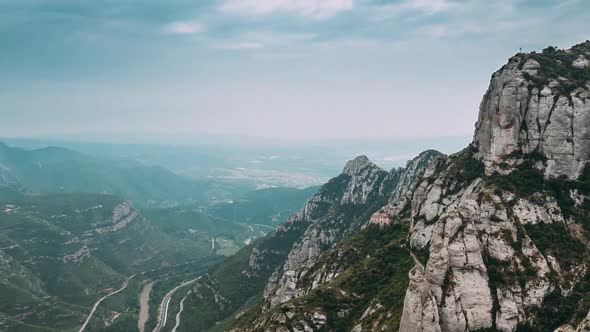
top-left (174, 42), bottom-right (590, 332)
top-left (0, 142), bottom-right (253, 206)
top-left (3, 41), bottom-right (590, 332)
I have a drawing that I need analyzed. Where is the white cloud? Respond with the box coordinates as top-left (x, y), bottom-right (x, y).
top-left (243, 31), bottom-right (315, 44)
top-left (211, 31), bottom-right (315, 51)
top-left (418, 16), bottom-right (542, 38)
top-left (408, 0), bottom-right (452, 14)
top-left (220, 0), bottom-right (355, 19)
top-left (216, 42), bottom-right (265, 50)
top-left (370, 0), bottom-right (456, 21)
top-left (164, 21), bottom-right (204, 35)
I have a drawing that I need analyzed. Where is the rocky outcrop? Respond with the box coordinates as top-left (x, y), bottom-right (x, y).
top-left (385, 150), bottom-right (444, 218)
top-left (94, 201), bottom-right (139, 233)
top-left (341, 156), bottom-right (389, 205)
top-left (397, 149), bottom-right (590, 331)
top-left (400, 42), bottom-right (590, 332)
top-left (263, 151), bottom-right (441, 310)
top-left (263, 156), bottom-right (392, 309)
top-left (555, 310), bottom-right (590, 332)
top-left (473, 42), bottom-right (590, 179)
top-left (573, 56), bottom-right (589, 69)
top-left (61, 245), bottom-right (91, 263)
top-left (219, 42), bottom-right (590, 332)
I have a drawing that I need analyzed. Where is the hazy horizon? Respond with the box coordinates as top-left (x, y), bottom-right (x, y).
top-left (2, 0), bottom-right (589, 142)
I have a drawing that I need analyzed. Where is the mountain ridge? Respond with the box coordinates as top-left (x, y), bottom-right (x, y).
top-left (183, 41), bottom-right (590, 332)
top-left (0, 142), bottom-right (252, 206)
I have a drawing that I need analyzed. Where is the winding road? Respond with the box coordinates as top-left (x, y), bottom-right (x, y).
top-left (76, 258), bottom-right (207, 332)
top-left (78, 274), bottom-right (136, 332)
top-left (152, 276), bottom-right (201, 332)
top-left (171, 290), bottom-right (191, 332)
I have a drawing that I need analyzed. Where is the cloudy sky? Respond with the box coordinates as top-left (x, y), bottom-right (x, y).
top-left (1, 0), bottom-right (588, 143)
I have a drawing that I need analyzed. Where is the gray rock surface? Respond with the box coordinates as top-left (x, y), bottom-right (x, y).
top-left (555, 310), bottom-right (590, 332)
top-left (473, 46), bottom-right (590, 179)
top-left (573, 56), bottom-right (589, 69)
top-left (399, 43), bottom-right (590, 332)
top-left (264, 152), bottom-right (441, 310)
top-left (226, 42), bottom-right (590, 332)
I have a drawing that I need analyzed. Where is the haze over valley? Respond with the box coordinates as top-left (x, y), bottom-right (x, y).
top-left (1, 0), bottom-right (590, 331)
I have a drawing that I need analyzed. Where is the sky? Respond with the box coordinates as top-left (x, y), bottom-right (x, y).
top-left (1, 0), bottom-right (589, 144)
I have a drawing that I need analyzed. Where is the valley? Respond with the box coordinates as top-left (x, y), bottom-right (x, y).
top-left (138, 281), bottom-right (154, 332)
top-left (0, 157), bottom-right (316, 331)
top-left (1, 1), bottom-right (589, 329)
top-left (170, 42), bottom-right (590, 332)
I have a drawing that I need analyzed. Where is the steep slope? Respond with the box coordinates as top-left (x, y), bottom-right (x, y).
top-left (221, 42), bottom-right (590, 332)
top-left (228, 223), bottom-right (413, 331)
top-left (207, 186), bottom-right (321, 227)
top-left (473, 42), bottom-right (590, 179)
top-left (222, 151), bottom-right (445, 331)
top-left (263, 151), bottom-right (440, 311)
top-left (177, 152), bottom-right (440, 331)
top-left (397, 42), bottom-right (590, 332)
top-left (0, 193), bottom-right (213, 331)
top-left (144, 186), bottom-right (319, 257)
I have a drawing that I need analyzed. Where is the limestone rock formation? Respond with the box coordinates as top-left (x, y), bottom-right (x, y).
top-left (474, 42), bottom-right (590, 179)
top-left (402, 41), bottom-right (590, 332)
top-left (555, 310), bottom-right (590, 332)
top-left (263, 155), bottom-right (393, 309)
top-left (213, 42), bottom-right (590, 332)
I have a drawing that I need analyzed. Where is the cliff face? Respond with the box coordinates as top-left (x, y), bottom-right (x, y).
top-left (218, 152), bottom-right (440, 331)
top-left (400, 42), bottom-right (590, 332)
top-left (474, 42), bottom-right (590, 179)
top-left (182, 155), bottom-right (403, 330)
top-left (262, 152), bottom-right (441, 311)
top-left (204, 42), bottom-right (590, 332)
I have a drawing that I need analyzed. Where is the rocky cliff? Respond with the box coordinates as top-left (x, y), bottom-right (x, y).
top-left (178, 155), bottom-right (394, 330)
top-left (474, 42), bottom-right (590, 179)
top-left (263, 152), bottom-right (441, 311)
top-left (219, 42), bottom-right (590, 332)
top-left (397, 41), bottom-right (590, 332)
top-left (179, 152), bottom-right (439, 331)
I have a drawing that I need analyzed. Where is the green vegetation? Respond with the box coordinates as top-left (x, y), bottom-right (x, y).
top-left (488, 160), bottom-right (545, 197)
top-left (225, 224), bottom-right (412, 331)
top-left (446, 146), bottom-right (485, 192)
top-left (102, 312), bottom-right (139, 332)
top-left (496, 163), bottom-right (590, 330)
top-left (476, 150), bottom-right (590, 330)
top-left (521, 41), bottom-right (590, 96)
top-left (525, 222), bottom-right (586, 271)
top-left (208, 186), bottom-right (319, 226)
top-left (176, 166), bottom-right (394, 331)
top-left (526, 271), bottom-right (590, 331)
top-left (547, 166), bottom-right (590, 231)
top-left (0, 143), bottom-right (254, 207)
top-left (0, 193), bottom-right (222, 331)
top-left (177, 218), bottom-right (313, 331)
top-left (0, 182), bottom-right (316, 331)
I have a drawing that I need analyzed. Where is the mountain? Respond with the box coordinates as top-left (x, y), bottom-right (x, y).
top-left (144, 186), bottom-right (320, 257)
top-left (0, 193), bottom-right (219, 331)
top-left (177, 42), bottom-right (590, 331)
top-left (174, 151), bottom-right (440, 331)
top-left (0, 143), bottom-right (253, 206)
top-left (0, 180), bottom-right (316, 331)
top-left (206, 186), bottom-right (321, 227)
